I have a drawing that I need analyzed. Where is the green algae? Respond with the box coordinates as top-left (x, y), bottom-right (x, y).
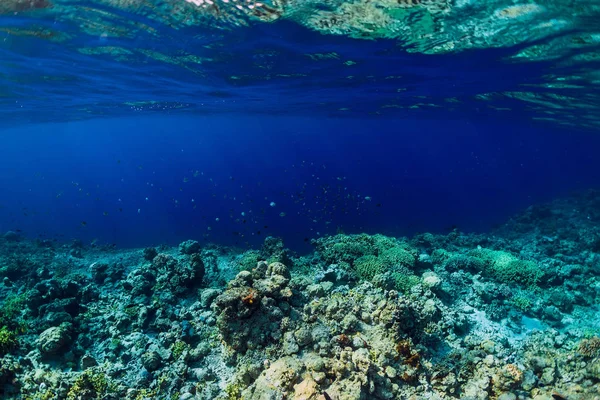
top-left (0, 326), bottom-right (18, 356)
top-left (0, 293), bottom-right (26, 329)
top-left (171, 340), bottom-right (189, 360)
top-left (66, 369), bottom-right (115, 400)
top-left (510, 295), bottom-right (533, 312)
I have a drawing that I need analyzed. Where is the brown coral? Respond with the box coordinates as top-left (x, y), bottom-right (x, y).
top-left (505, 364), bottom-right (523, 382)
top-left (395, 339), bottom-right (420, 368)
top-left (577, 336), bottom-right (600, 358)
top-left (336, 334), bottom-right (352, 347)
top-left (396, 339), bottom-right (412, 358)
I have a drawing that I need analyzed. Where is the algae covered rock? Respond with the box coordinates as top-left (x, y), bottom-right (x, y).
top-left (0, 327), bottom-right (18, 356)
top-left (152, 252), bottom-right (205, 294)
top-left (199, 288), bottom-right (221, 308)
top-left (38, 323), bottom-right (71, 355)
top-left (261, 236), bottom-right (292, 265)
top-left (179, 240), bottom-right (201, 255)
top-left (241, 357), bottom-right (302, 399)
top-left (2, 231), bottom-right (20, 242)
top-left (122, 268), bottom-right (156, 297)
top-left (141, 350), bottom-right (163, 372)
top-left (89, 262), bottom-right (124, 284)
top-left (142, 247), bottom-right (158, 261)
top-left (213, 261), bottom-right (293, 353)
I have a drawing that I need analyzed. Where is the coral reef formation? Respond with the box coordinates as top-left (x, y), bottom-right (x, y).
top-left (1, 190), bottom-right (599, 399)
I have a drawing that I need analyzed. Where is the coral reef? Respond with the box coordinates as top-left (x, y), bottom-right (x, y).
top-left (1, 190), bottom-right (600, 399)
top-left (213, 260), bottom-right (293, 354)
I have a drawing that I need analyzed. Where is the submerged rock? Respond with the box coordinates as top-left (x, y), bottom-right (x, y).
top-left (213, 261), bottom-right (293, 353)
top-left (179, 240), bottom-right (201, 255)
top-left (141, 350), bottom-right (162, 372)
top-left (2, 231), bottom-right (20, 242)
top-left (38, 324), bottom-right (71, 355)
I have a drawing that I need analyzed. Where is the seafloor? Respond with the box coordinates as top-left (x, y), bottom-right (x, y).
top-left (1, 191), bottom-right (599, 400)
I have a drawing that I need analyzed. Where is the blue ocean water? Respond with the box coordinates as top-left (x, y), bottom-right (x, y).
top-left (1, 0), bottom-right (599, 250)
top-left (3, 115), bottom-right (600, 251)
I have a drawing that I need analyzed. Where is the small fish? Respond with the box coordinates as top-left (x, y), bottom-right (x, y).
top-left (81, 221), bottom-right (87, 226)
top-left (551, 393), bottom-right (567, 400)
top-left (103, 211), bottom-right (109, 216)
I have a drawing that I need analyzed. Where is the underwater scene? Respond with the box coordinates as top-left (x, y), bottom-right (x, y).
top-left (1, 0), bottom-right (600, 399)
